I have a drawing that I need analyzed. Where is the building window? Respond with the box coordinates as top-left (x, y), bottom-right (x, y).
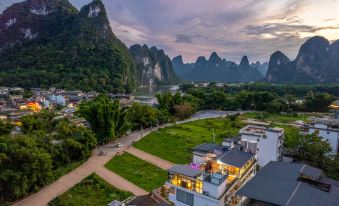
top-left (176, 189), bottom-right (194, 206)
top-left (169, 173), bottom-right (202, 194)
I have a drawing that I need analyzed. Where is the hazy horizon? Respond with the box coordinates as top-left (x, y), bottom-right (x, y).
top-left (1, 0), bottom-right (339, 63)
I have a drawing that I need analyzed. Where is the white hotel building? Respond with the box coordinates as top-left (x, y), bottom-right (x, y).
top-left (166, 142), bottom-right (257, 206)
top-left (239, 125), bottom-right (284, 167)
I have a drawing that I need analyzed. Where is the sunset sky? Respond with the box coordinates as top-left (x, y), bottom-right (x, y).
top-left (1, 0), bottom-right (339, 63)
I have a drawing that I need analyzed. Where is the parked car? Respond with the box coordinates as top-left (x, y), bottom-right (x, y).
top-left (116, 143), bottom-right (123, 148)
top-left (295, 120), bottom-right (304, 125)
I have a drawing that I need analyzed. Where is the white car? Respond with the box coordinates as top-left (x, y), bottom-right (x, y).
top-left (116, 143), bottom-right (123, 148)
top-left (295, 120), bottom-right (304, 125)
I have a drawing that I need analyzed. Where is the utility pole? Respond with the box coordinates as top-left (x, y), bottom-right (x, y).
top-left (141, 125), bottom-right (143, 139)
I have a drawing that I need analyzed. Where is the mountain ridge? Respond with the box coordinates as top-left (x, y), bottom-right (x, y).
top-left (173, 52), bottom-right (265, 82)
top-left (0, 0), bottom-right (136, 93)
top-left (266, 36), bottom-right (339, 83)
top-left (129, 44), bottom-right (180, 86)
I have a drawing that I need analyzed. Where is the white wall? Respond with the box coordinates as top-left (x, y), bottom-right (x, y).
top-left (202, 179), bottom-right (226, 199)
top-left (308, 127), bottom-right (339, 154)
top-left (195, 195), bottom-right (223, 206)
top-left (241, 132), bottom-right (281, 167)
top-left (169, 187), bottom-right (222, 206)
top-left (193, 154), bottom-right (205, 165)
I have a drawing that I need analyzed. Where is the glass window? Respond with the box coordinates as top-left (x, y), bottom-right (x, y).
top-left (176, 189), bottom-right (194, 206)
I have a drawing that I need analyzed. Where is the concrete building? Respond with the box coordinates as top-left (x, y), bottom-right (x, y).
top-left (301, 118), bottom-right (339, 155)
top-left (167, 142), bottom-right (257, 206)
top-left (63, 90), bottom-right (84, 102)
top-left (237, 161), bottom-right (339, 206)
top-left (239, 125), bottom-right (284, 167)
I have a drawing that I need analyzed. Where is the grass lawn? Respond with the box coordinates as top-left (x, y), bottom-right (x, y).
top-left (105, 153), bottom-right (167, 192)
top-left (49, 174), bottom-right (132, 206)
top-left (240, 112), bottom-right (319, 124)
top-left (134, 118), bottom-right (243, 164)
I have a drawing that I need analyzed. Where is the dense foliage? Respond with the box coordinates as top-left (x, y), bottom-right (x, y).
top-left (0, 0), bottom-right (135, 93)
top-left (284, 132), bottom-right (339, 180)
top-left (78, 94), bottom-right (128, 143)
top-left (155, 92), bottom-right (198, 120)
top-left (0, 121), bottom-right (13, 136)
top-left (180, 84), bottom-right (336, 113)
top-left (127, 103), bottom-right (170, 130)
top-left (182, 82), bottom-right (339, 97)
top-left (0, 112), bottom-right (96, 204)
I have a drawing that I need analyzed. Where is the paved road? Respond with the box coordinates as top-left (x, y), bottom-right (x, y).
top-left (13, 110), bottom-right (234, 206)
top-left (126, 147), bottom-right (175, 170)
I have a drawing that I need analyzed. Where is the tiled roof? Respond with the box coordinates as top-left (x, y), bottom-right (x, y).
top-left (168, 165), bottom-right (203, 178)
top-left (237, 162), bottom-right (339, 206)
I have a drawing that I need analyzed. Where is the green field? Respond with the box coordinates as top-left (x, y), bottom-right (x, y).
top-left (49, 174), bottom-right (132, 206)
top-left (105, 153), bottom-right (167, 192)
top-left (134, 118), bottom-right (242, 164)
top-left (240, 112), bottom-right (321, 124)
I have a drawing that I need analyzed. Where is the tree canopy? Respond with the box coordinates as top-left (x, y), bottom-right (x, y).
top-left (78, 94), bottom-right (128, 143)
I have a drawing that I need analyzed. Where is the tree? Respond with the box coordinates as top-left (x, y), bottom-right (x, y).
top-left (156, 92), bottom-right (182, 114)
top-left (0, 121), bottom-right (13, 136)
top-left (327, 155), bottom-right (339, 180)
top-left (286, 133), bottom-right (332, 169)
top-left (78, 94), bottom-right (128, 143)
top-left (174, 103), bottom-right (194, 120)
top-left (127, 103), bottom-right (158, 130)
top-left (21, 110), bottom-right (57, 133)
top-left (304, 92), bottom-right (335, 112)
top-left (0, 135), bottom-right (53, 203)
top-left (302, 134), bottom-right (332, 168)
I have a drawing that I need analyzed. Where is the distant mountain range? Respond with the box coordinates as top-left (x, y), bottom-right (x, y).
top-left (1, 0), bottom-right (338, 90)
top-left (129, 44), bottom-right (179, 86)
top-left (266, 36), bottom-right (339, 83)
top-left (172, 52), bottom-right (267, 82)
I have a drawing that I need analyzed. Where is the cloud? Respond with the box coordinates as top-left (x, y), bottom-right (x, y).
top-left (2, 0), bottom-right (339, 63)
top-left (175, 34), bottom-right (197, 43)
top-left (109, 20), bottom-right (147, 44)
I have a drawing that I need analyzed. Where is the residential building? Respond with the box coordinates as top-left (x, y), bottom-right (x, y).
top-left (0, 87), bottom-right (9, 95)
top-left (237, 161), bottom-right (339, 206)
top-left (301, 118), bottom-right (339, 154)
top-left (26, 102), bottom-right (41, 112)
top-left (167, 141), bottom-right (257, 206)
top-left (63, 90), bottom-right (84, 102)
top-left (239, 125), bottom-right (284, 167)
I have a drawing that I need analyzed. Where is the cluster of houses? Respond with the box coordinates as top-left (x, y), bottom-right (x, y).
top-left (0, 87), bottom-right (149, 132)
top-left (0, 87), bottom-right (94, 124)
top-left (164, 116), bottom-right (339, 206)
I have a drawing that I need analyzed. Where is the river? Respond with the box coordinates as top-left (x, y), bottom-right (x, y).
top-left (134, 85), bottom-right (180, 101)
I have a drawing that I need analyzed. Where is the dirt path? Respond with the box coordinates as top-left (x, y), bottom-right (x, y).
top-left (12, 110), bottom-right (234, 206)
top-left (95, 167), bottom-right (148, 196)
top-left (12, 157), bottom-right (97, 206)
top-left (126, 147), bottom-right (175, 170)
